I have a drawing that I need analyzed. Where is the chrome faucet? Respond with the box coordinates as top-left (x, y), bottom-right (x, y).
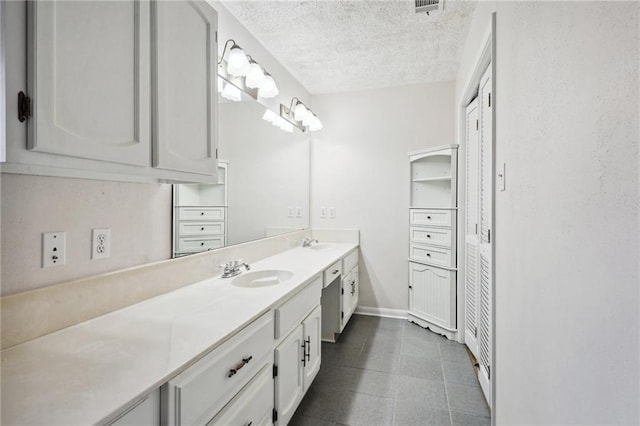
top-left (302, 237), bottom-right (319, 248)
top-left (220, 260), bottom-right (250, 278)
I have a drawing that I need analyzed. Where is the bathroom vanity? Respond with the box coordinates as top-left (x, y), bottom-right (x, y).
top-left (0, 239), bottom-right (359, 425)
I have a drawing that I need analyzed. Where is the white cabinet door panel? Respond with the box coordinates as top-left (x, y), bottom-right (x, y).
top-left (408, 262), bottom-right (456, 330)
top-left (28, 0), bottom-right (150, 165)
top-left (275, 324), bottom-right (304, 426)
top-left (153, 0), bottom-right (217, 175)
top-left (302, 305), bottom-right (322, 392)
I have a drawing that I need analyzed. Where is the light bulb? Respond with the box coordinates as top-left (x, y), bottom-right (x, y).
top-left (245, 62), bottom-right (266, 89)
top-left (308, 115), bottom-right (323, 131)
top-left (302, 113), bottom-right (314, 126)
top-left (293, 103), bottom-right (309, 121)
top-left (227, 45), bottom-right (250, 77)
top-left (262, 109), bottom-right (277, 123)
top-left (221, 83), bottom-right (241, 101)
top-left (258, 74), bottom-right (279, 98)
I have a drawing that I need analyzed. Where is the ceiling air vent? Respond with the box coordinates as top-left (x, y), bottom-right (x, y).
top-left (415, 0), bottom-right (444, 14)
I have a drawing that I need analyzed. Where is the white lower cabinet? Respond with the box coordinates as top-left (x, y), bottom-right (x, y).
top-left (207, 364), bottom-right (274, 426)
top-left (108, 389), bottom-right (160, 426)
top-left (161, 312), bottom-right (274, 426)
top-left (408, 262), bottom-right (456, 331)
top-left (275, 304), bottom-right (322, 425)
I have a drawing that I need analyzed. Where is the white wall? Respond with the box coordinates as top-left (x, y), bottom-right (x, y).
top-left (311, 82), bottom-right (455, 312)
top-left (457, 2), bottom-right (639, 423)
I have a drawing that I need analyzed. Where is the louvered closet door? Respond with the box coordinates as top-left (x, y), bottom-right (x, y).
top-left (477, 66), bottom-right (493, 408)
top-left (464, 98), bottom-right (480, 359)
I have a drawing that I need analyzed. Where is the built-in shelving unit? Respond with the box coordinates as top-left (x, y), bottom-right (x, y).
top-left (408, 145), bottom-right (458, 339)
top-left (172, 162), bottom-right (228, 257)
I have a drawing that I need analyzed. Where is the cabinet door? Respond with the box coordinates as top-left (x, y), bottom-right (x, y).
top-left (464, 97), bottom-right (480, 358)
top-left (28, 1), bottom-right (150, 165)
top-left (275, 324), bottom-right (304, 425)
top-left (408, 262), bottom-right (456, 330)
top-left (302, 305), bottom-right (322, 392)
top-left (341, 272), bottom-right (353, 330)
top-left (350, 267), bottom-right (359, 314)
top-left (152, 0), bottom-right (218, 176)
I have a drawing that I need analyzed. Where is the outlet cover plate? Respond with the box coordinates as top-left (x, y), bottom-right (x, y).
top-left (92, 228), bottom-right (111, 259)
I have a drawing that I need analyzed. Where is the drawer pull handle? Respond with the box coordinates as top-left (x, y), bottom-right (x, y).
top-left (332, 269), bottom-right (339, 275)
top-left (228, 355), bottom-right (253, 377)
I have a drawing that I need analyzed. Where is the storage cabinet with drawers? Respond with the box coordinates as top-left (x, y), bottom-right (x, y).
top-left (408, 146), bottom-right (458, 338)
top-left (172, 162), bottom-right (228, 257)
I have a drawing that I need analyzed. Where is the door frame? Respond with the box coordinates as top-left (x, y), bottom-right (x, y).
top-left (456, 11), bottom-right (496, 421)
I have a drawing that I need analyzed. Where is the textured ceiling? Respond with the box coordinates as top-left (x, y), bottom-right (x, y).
top-left (220, 0), bottom-right (477, 94)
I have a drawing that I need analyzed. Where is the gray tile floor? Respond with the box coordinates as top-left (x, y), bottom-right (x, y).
top-left (290, 314), bottom-right (490, 426)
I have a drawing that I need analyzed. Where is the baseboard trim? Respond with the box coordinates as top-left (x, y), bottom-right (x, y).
top-left (354, 306), bottom-right (408, 319)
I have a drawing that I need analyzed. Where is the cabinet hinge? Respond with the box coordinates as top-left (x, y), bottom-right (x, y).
top-left (475, 223), bottom-right (478, 234)
top-left (341, 288), bottom-right (344, 295)
top-left (474, 327), bottom-right (478, 337)
top-left (487, 365), bottom-right (491, 379)
top-left (272, 364), bottom-right (278, 378)
top-left (341, 311), bottom-right (344, 319)
top-left (215, 31), bottom-right (218, 43)
top-left (488, 229), bottom-right (491, 243)
top-left (272, 409), bottom-right (278, 423)
top-left (476, 119), bottom-right (478, 131)
top-left (488, 93), bottom-right (491, 107)
top-left (215, 148), bottom-right (218, 159)
top-left (18, 91), bottom-right (32, 122)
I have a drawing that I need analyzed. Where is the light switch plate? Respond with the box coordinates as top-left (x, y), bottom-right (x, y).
top-left (288, 207), bottom-right (294, 218)
top-left (328, 207), bottom-right (336, 219)
top-left (295, 207), bottom-right (302, 218)
top-left (42, 232), bottom-right (66, 267)
top-left (320, 207), bottom-right (327, 218)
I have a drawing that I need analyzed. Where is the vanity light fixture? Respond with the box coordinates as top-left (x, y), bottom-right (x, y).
top-left (218, 39), bottom-right (279, 99)
top-left (221, 82), bottom-right (242, 102)
top-left (280, 97), bottom-right (323, 132)
top-left (262, 108), bottom-right (294, 133)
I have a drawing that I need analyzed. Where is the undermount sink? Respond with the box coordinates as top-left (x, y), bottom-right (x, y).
top-left (232, 269), bottom-right (294, 288)
top-left (308, 243), bottom-right (334, 251)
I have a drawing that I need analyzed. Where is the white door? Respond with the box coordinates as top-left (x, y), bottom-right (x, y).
top-left (302, 305), bottom-right (322, 392)
top-left (28, 1), bottom-right (150, 165)
top-left (477, 65), bottom-right (493, 408)
top-left (464, 97), bottom-right (480, 358)
top-left (274, 324), bottom-right (304, 425)
top-left (152, 0), bottom-right (218, 176)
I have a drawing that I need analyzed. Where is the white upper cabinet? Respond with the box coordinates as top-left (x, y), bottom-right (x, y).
top-left (4, 0), bottom-right (218, 183)
top-left (152, 0), bottom-right (218, 175)
top-left (27, 0), bottom-right (151, 165)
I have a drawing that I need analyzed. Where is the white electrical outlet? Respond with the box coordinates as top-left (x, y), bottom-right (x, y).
top-left (288, 207), bottom-right (294, 218)
top-left (295, 207), bottom-right (302, 218)
top-left (42, 232), bottom-right (66, 267)
top-left (329, 207), bottom-right (336, 218)
top-left (320, 207), bottom-right (327, 218)
top-left (92, 228), bottom-right (111, 259)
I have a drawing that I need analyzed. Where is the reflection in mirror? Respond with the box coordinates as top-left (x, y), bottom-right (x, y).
top-left (172, 94), bottom-right (310, 257)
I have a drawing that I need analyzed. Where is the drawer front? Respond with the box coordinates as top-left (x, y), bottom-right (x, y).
top-left (207, 364), bottom-right (274, 426)
top-left (342, 249), bottom-right (358, 274)
top-left (409, 243), bottom-right (453, 268)
top-left (168, 312), bottom-right (274, 426)
top-left (410, 226), bottom-right (452, 247)
top-left (178, 222), bottom-right (225, 236)
top-left (323, 260), bottom-right (342, 288)
top-left (178, 236), bottom-right (224, 251)
top-left (178, 207), bottom-right (225, 221)
top-left (410, 209), bottom-right (452, 228)
top-left (275, 276), bottom-right (322, 340)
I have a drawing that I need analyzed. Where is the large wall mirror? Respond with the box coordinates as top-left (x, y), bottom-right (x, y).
top-left (172, 93), bottom-right (310, 257)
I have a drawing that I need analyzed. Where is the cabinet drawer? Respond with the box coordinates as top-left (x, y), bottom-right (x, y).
top-left (342, 249), bottom-right (358, 274)
top-left (178, 236), bottom-right (224, 251)
top-left (409, 243), bottom-right (453, 268)
top-left (178, 221), bottom-right (224, 236)
top-left (410, 226), bottom-right (452, 247)
top-left (275, 276), bottom-right (322, 340)
top-left (178, 207), bottom-right (225, 221)
top-left (323, 260), bottom-right (342, 288)
top-left (166, 312), bottom-right (274, 426)
top-left (207, 364), bottom-right (274, 426)
top-left (410, 209), bottom-right (452, 228)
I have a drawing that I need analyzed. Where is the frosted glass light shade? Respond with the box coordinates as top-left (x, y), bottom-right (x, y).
top-left (217, 77), bottom-right (224, 93)
top-left (308, 115), bottom-right (323, 131)
top-left (258, 74), bottom-right (279, 98)
top-left (227, 45), bottom-right (250, 76)
top-left (293, 103), bottom-right (309, 121)
top-left (221, 83), bottom-right (241, 101)
top-left (246, 62), bottom-right (266, 89)
top-left (262, 109), bottom-right (277, 123)
top-left (302, 114), bottom-right (314, 126)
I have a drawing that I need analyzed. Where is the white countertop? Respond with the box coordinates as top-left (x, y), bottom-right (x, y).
top-left (1, 243), bottom-right (358, 426)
